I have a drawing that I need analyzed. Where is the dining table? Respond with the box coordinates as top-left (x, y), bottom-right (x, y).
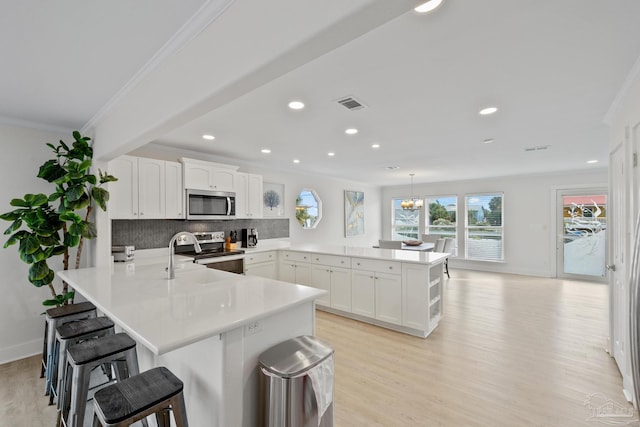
top-left (401, 242), bottom-right (434, 252)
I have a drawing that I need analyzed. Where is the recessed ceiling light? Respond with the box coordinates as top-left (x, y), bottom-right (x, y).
top-left (288, 101), bottom-right (305, 110)
top-left (345, 128), bottom-right (358, 135)
top-left (202, 134), bottom-right (215, 140)
top-left (414, 0), bottom-right (443, 13)
top-left (483, 138), bottom-right (494, 144)
top-left (385, 166), bottom-right (400, 170)
top-left (372, 144), bottom-right (380, 149)
top-left (479, 107), bottom-right (498, 116)
top-left (293, 159), bottom-right (300, 164)
top-left (328, 152), bottom-right (335, 157)
top-left (586, 160), bottom-right (599, 164)
top-left (261, 149), bottom-right (271, 154)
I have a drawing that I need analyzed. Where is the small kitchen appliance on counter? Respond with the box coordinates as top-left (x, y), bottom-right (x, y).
top-left (112, 245), bottom-right (135, 262)
top-left (241, 228), bottom-right (258, 248)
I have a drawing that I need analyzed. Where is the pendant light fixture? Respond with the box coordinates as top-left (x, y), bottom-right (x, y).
top-left (401, 173), bottom-right (424, 210)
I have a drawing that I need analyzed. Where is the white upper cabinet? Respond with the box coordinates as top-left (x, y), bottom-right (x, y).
top-left (181, 158), bottom-right (238, 192)
top-left (109, 156), bottom-right (139, 219)
top-left (137, 158), bottom-right (165, 219)
top-left (236, 172), bottom-right (263, 218)
top-left (109, 156), bottom-right (183, 219)
top-left (164, 161), bottom-right (183, 219)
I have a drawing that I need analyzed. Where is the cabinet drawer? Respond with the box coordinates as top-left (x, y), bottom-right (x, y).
top-left (311, 254), bottom-right (351, 268)
top-left (245, 251), bottom-right (276, 265)
top-left (280, 251), bottom-right (311, 263)
top-left (352, 258), bottom-right (401, 274)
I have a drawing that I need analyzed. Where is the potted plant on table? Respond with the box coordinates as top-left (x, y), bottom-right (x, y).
top-left (0, 131), bottom-right (116, 307)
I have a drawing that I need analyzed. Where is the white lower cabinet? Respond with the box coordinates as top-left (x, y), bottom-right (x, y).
top-left (278, 251), bottom-right (312, 287)
top-left (311, 264), bottom-right (351, 310)
top-left (351, 258), bottom-right (402, 325)
top-left (276, 249), bottom-right (444, 337)
top-left (351, 270), bottom-right (375, 317)
top-left (374, 272), bottom-right (402, 325)
top-left (309, 254), bottom-right (351, 309)
top-left (244, 251), bottom-right (277, 279)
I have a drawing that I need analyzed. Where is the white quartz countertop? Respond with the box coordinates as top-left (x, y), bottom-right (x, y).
top-left (285, 244), bottom-right (448, 265)
top-left (241, 239), bottom-right (447, 265)
top-left (58, 263), bottom-right (326, 355)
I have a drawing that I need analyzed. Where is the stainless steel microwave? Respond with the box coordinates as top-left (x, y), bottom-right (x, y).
top-left (186, 189), bottom-right (236, 220)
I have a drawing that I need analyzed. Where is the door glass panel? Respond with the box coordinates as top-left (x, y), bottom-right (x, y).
top-left (562, 194), bottom-right (607, 277)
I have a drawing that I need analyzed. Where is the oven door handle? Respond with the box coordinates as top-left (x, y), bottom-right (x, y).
top-left (195, 254), bottom-right (246, 264)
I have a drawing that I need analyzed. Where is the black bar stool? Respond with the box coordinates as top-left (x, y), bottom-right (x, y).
top-left (49, 316), bottom-right (115, 406)
top-left (42, 301), bottom-right (97, 395)
top-left (59, 333), bottom-right (144, 427)
top-left (92, 366), bottom-right (189, 427)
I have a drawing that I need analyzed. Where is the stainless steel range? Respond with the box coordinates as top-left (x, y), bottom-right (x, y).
top-left (174, 231), bottom-right (245, 274)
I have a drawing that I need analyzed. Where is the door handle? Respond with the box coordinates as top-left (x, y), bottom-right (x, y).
top-left (606, 264), bottom-right (616, 271)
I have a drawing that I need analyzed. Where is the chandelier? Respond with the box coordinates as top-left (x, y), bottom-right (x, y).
top-left (401, 173), bottom-right (424, 210)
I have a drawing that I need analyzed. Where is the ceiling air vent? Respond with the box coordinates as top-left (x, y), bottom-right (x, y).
top-left (524, 145), bottom-right (551, 152)
top-left (337, 96), bottom-right (367, 111)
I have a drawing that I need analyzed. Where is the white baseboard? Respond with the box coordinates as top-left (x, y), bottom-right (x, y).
top-left (0, 337), bottom-right (41, 365)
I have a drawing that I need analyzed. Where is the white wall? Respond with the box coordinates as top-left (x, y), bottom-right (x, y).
top-left (607, 59), bottom-right (640, 407)
top-left (382, 169), bottom-right (608, 277)
top-left (0, 124), bottom-right (68, 363)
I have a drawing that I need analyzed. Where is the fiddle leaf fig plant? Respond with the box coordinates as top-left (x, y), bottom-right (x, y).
top-left (0, 131), bottom-right (117, 307)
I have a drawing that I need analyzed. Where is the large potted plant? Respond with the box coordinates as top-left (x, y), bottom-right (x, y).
top-left (0, 131), bottom-right (116, 307)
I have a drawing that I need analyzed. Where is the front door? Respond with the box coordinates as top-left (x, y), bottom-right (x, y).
top-left (556, 189), bottom-right (608, 281)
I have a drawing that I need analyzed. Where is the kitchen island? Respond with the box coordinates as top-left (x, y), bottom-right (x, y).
top-left (244, 241), bottom-right (449, 338)
top-left (58, 261), bottom-right (326, 427)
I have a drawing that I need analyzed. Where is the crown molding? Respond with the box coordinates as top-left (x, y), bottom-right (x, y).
top-left (0, 115), bottom-right (75, 135)
top-left (82, 0), bottom-right (236, 133)
top-left (604, 53), bottom-right (640, 125)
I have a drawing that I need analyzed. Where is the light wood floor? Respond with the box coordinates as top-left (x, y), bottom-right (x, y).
top-left (1, 270), bottom-right (635, 426)
top-left (314, 270), bottom-right (635, 427)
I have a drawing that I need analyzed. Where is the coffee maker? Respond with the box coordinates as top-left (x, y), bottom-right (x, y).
top-left (241, 228), bottom-right (258, 247)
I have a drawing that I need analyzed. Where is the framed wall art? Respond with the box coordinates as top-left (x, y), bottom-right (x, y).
top-left (344, 190), bottom-right (365, 237)
top-left (263, 182), bottom-right (285, 217)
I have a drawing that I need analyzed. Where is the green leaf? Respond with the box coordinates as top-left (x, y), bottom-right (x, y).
top-left (0, 210), bottom-right (21, 221)
top-left (4, 219), bottom-right (22, 234)
top-left (24, 193), bottom-right (49, 207)
top-left (52, 245), bottom-right (66, 256)
top-left (66, 185), bottom-right (85, 202)
top-left (87, 175), bottom-right (97, 185)
top-left (59, 211), bottom-right (82, 223)
top-left (92, 187), bottom-right (109, 211)
top-left (5, 230), bottom-right (29, 246)
top-left (29, 261), bottom-right (50, 282)
top-left (20, 234), bottom-right (40, 254)
top-left (42, 298), bottom-right (59, 306)
top-left (63, 233), bottom-right (80, 247)
top-left (9, 198), bottom-right (28, 207)
top-left (69, 222), bottom-right (85, 236)
top-left (59, 139), bottom-right (70, 152)
top-left (83, 222), bottom-right (97, 239)
top-left (37, 160), bottom-right (66, 183)
top-left (99, 170), bottom-right (118, 184)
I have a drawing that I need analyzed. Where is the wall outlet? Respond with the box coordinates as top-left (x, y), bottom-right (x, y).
top-left (244, 320), bottom-right (262, 336)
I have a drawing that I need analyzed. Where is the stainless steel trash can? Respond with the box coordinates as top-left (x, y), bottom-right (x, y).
top-left (258, 335), bottom-right (334, 427)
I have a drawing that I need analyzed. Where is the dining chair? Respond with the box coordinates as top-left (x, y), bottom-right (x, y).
top-left (442, 238), bottom-right (455, 278)
top-left (378, 240), bottom-right (402, 249)
top-left (422, 234), bottom-right (441, 243)
top-left (434, 238), bottom-right (445, 252)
